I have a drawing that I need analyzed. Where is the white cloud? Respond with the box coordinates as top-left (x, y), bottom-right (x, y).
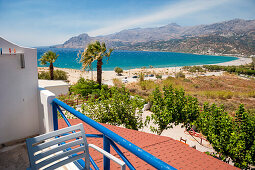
top-left (88, 0), bottom-right (230, 36)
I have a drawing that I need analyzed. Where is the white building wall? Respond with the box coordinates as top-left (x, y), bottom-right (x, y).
top-left (0, 37), bottom-right (39, 144)
top-left (37, 87), bottom-right (55, 134)
top-left (38, 80), bottom-right (69, 97)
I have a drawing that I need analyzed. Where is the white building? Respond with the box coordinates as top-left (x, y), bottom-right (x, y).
top-left (0, 37), bottom-right (55, 144)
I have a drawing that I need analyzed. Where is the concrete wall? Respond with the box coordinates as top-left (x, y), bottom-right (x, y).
top-left (37, 88), bottom-right (55, 134)
top-left (0, 37), bottom-right (39, 144)
top-left (38, 80), bottom-right (69, 97)
top-left (44, 85), bottom-right (69, 96)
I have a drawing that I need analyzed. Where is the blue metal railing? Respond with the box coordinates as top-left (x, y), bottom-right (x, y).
top-left (52, 98), bottom-right (176, 170)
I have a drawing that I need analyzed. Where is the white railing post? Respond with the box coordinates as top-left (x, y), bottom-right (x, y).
top-left (38, 87), bottom-right (56, 134)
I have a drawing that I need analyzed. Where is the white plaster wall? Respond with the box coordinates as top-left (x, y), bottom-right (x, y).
top-left (37, 87), bottom-right (55, 134)
top-left (43, 85), bottom-right (69, 97)
top-left (0, 37), bottom-right (39, 144)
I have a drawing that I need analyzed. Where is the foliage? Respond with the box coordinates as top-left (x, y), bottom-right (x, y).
top-left (175, 71), bottom-right (185, 78)
top-left (183, 66), bottom-right (205, 73)
top-left (112, 78), bottom-right (123, 88)
top-left (196, 103), bottom-right (255, 168)
top-left (114, 67), bottom-right (123, 75)
top-left (38, 70), bottom-right (68, 80)
top-left (155, 74), bottom-right (162, 79)
top-left (81, 86), bottom-right (145, 130)
top-left (203, 65), bottom-right (255, 76)
top-left (139, 80), bottom-right (157, 91)
top-left (147, 85), bottom-right (199, 135)
top-left (78, 41), bottom-right (113, 85)
top-left (202, 91), bottom-right (234, 100)
top-left (39, 51), bottom-right (59, 80)
top-left (139, 72), bottom-right (145, 82)
top-left (70, 77), bottom-right (107, 97)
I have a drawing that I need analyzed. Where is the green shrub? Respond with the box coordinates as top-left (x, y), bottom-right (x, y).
top-left (70, 77), bottom-right (107, 97)
top-left (82, 87), bottom-right (145, 130)
top-left (156, 74), bottom-right (162, 79)
top-left (203, 91), bottom-right (233, 100)
top-left (139, 80), bottom-right (157, 90)
top-left (139, 72), bottom-right (145, 81)
top-left (38, 70), bottom-right (68, 80)
top-left (114, 67), bottom-right (123, 76)
top-left (183, 66), bottom-right (205, 73)
top-left (175, 72), bottom-right (185, 78)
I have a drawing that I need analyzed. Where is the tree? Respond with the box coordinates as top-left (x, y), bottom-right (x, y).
top-left (147, 85), bottom-right (199, 134)
top-left (196, 103), bottom-right (255, 168)
top-left (39, 51), bottom-right (59, 80)
top-left (114, 67), bottom-right (123, 76)
top-left (79, 41), bottom-right (113, 85)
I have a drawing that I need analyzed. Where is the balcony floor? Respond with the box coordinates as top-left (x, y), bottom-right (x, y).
top-left (0, 143), bottom-right (29, 170)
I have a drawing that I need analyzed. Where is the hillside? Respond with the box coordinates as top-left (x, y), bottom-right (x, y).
top-left (55, 19), bottom-right (255, 56)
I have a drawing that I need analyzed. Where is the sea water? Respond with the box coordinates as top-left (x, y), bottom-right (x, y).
top-left (37, 48), bottom-right (238, 71)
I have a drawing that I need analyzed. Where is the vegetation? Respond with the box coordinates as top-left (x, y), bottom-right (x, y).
top-left (145, 85), bottom-right (255, 168)
top-left (196, 104), bottom-right (255, 168)
top-left (59, 66), bottom-right (255, 168)
top-left (112, 78), bottom-right (123, 88)
top-left (146, 85), bottom-right (199, 135)
top-left (38, 70), bottom-right (68, 80)
top-left (126, 74), bottom-right (255, 113)
top-left (79, 41), bottom-right (113, 85)
top-left (203, 64), bottom-right (255, 76)
top-left (114, 67), bottom-right (123, 76)
top-left (70, 77), bottom-right (107, 98)
top-left (81, 87), bottom-right (145, 130)
top-left (175, 71), bottom-right (185, 78)
top-left (39, 51), bottom-right (59, 80)
top-left (183, 66), bottom-right (205, 73)
top-left (155, 74), bottom-right (162, 79)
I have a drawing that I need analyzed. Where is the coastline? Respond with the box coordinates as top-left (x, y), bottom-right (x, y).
top-left (38, 57), bottom-right (252, 84)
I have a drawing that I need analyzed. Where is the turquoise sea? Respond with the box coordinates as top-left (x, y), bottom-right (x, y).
top-left (37, 48), bottom-right (238, 71)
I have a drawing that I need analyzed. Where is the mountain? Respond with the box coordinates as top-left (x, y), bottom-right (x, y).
top-left (55, 19), bottom-right (255, 55)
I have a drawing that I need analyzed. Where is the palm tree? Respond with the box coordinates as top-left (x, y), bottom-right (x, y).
top-left (39, 51), bottom-right (59, 80)
top-left (79, 41), bottom-right (113, 85)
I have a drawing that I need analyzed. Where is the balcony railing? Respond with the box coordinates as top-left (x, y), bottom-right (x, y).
top-left (52, 98), bottom-right (176, 170)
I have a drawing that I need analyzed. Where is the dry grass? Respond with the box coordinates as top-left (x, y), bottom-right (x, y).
top-left (125, 74), bottom-right (255, 114)
top-left (112, 78), bottom-right (123, 88)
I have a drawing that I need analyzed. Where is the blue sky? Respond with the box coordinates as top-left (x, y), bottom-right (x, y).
top-left (0, 0), bottom-right (254, 47)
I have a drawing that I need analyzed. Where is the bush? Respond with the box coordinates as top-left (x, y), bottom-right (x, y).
top-left (139, 80), bottom-right (156, 90)
top-left (38, 70), bottom-right (68, 80)
top-left (139, 72), bottom-right (145, 82)
top-left (203, 91), bottom-right (233, 100)
top-left (70, 77), bottom-right (107, 97)
top-left (156, 74), bottom-right (162, 79)
top-left (183, 66), bottom-right (205, 73)
top-left (175, 72), bottom-right (185, 78)
top-left (114, 67), bottom-right (123, 76)
top-left (82, 87), bottom-right (145, 130)
top-left (112, 78), bottom-right (123, 87)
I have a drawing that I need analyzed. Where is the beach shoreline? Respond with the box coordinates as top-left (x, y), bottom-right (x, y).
top-left (38, 57), bottom-right (252, 84)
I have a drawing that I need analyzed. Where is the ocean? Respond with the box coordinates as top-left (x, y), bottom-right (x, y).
top-left (37, 48), bottom-right (238, 71)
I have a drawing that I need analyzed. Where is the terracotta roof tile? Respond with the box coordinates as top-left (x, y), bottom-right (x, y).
top-left (58, 119), bottom-right (238, 170)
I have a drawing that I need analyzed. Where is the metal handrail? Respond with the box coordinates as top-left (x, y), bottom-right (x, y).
top-left (52, 98), bottom-right (176, 170)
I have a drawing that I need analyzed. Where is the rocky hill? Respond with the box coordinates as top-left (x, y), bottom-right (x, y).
top-left (55, 19), bottom-right (255, 56)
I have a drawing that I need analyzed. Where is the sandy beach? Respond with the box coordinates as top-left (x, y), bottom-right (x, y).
top-left (38, 57), bottom-right (252, 85)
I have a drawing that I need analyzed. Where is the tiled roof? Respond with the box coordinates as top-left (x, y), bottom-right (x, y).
top-left (58, 119), bottom-right (237, 170)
